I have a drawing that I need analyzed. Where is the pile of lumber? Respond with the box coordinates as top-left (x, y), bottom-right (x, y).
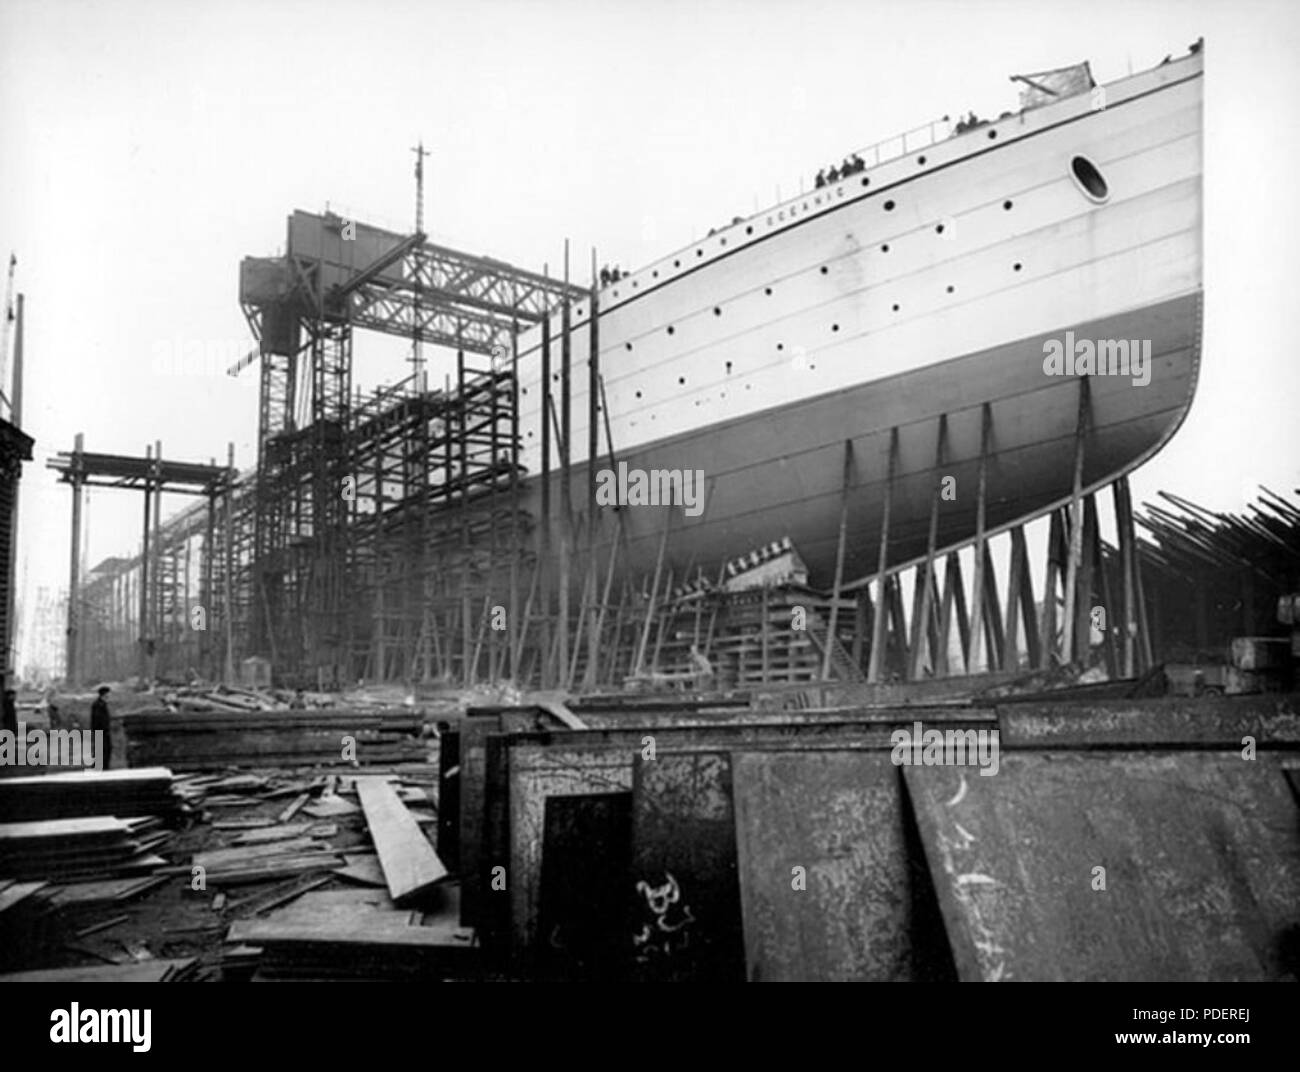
top-left (122, 708), bottom-right (427, 770)
top-left (0, 816), bottom-right (171, 883)
top-left (0, 767), bottom-right (181, 822)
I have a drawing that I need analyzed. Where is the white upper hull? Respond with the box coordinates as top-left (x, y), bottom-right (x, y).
top-left (514, 51), bottom-right (1203, 480)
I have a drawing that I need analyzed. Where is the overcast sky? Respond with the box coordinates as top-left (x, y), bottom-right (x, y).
top-left (1, 0), bottom-right (1297, 668)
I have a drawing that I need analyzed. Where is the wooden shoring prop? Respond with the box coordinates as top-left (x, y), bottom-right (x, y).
top-left (823, 439), bottom-right (855, 681)
top-left (635, 507), bottom-right (674, 676)
top-left (980, 542), bottom-right (1004, 670)
top-left (1004, 524), bottom-right (1039, 670)
top-left (1038, 508), bottom-right (1066, 668)
top-left (910, 416), bottom-right (948, 679)
top-left (1074, 493), bottom-right (1099, 666)
top-left (1112, 476), bottom-right (1137, 677)
top-left (867, 428), bottom-right (899, 683)
top-left (936, 551), bottom-right (964, 676)
top-left (1060, 378), bottom-right (1092, 662)
top-left (886, 573), bottom-right (909, 679)
top-left (966, 403), bottom-right (992, 671)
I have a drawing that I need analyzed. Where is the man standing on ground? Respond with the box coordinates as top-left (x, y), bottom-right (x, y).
top-left (2, 688), bottom-right (17, 737)
top-left (90, 686), bottom-right (112, 770)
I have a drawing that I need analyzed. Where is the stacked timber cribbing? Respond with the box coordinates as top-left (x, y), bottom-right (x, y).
top-left (0, 767), bottom-right (180, 821)
top-left (121, 708), bottom-right (427, 770)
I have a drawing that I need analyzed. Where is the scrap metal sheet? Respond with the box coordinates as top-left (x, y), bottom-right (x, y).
top-left (630, 751), bottom-right (745, 982)
top-left (507, 744), bottom-right (633, 959)
top-left (731, 751), bottom-right (953, 981)
top-left (905, 753), bottom-right (1300, 981)
top-left (997, 693), bottom-right (1300, 749)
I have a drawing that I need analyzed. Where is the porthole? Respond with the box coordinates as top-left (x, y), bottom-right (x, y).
top-left (946, 285), bottom-right (954, 293)
top-left (713, 307), bottom-right (721, 316)
top-left (935, 223), bottom-right (945, 234)
top-left (918, 155), bottom-right (927, 165)
top-left (820, 266), bottom-right (829, 275)
top-left (746, 225), bottom-right (754, 235)
top-left (861, 177), bottom-right (870, 187)
top-left (987, 129), bottom-right (998, 140)
top-left (1070, 155), bottom-right (1109, 201)
top-left (696, 249), bottom-right (704, 258)
top-left (1013, 262), bottom-right (1022, 272)
top-left (678, 376), bottom-right (686, 385)
top-left (720, 237), bottom-right (727, 246)
top-left (612, 291), bottom-right (618, 298)
top-left (1003, 200), bottom-right (1013, 210)
top-left (884, 199), bottom-right (895, 211)
top-left (725, 361), bottom-right (732, 373)
top-left (674, 260), bottom-right (681, 267)
top-left (831, 323), bottom-right (839, 332)
top-left (764, 287), bottom-right (773, 296)
top-left (625, 342), bottom-right (633, 351)
top-left (667, 326), bottom-right (675, 335)
top-left (653, 270), bottom-right (659, 278)
top-left (635, 390), bottom-right (643, 399)
top-left (892, 303), bottom-right (900, 312)
top-left (881, 243), bottom-right (890, 253)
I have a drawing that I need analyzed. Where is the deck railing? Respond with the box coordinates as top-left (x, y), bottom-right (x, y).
top-left (847, 116), bottom-right (955, 171)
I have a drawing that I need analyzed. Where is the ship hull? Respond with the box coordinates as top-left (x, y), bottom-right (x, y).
top-left (530, 289), bottom-right (1200, 586)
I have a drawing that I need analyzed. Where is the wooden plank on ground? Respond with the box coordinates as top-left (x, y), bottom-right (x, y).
top-left (356, 778), bottom-right (447, 906)
top-left (335, 854), bottom-right (386, 888)
top-left (277, 793), bottom-right (311, 823)
top-left (0, 957), bottom-right (195, 983)
top-left (227, 919), bottom-right (465, 948)
top-left (193, 837), bottom-right (323, 869)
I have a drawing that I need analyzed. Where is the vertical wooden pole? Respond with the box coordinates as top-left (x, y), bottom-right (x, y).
top-left (822, 440), bottom-right (854, 681)
top-left (867, 428), bottom-right (898, 683)
top-left (1061, 378), bottom-right (1091, 664)
top-left (936, 552), bottom-right (960, 676)
top-left (584, 254), bottom-right (600, 692)
top-left (1075, 494), bottom-right (1099, 665)
top-left (1113, 476), bottom-right (1137, 677)
top-left (967, 403), bottom-right (992, 672)
top-left (635, 507), bottom-right (672, 676)
top-left (981, 543), bottom-right (1004, 670)
top-left (66, 434), bottom-right (85, 687)
top-left (910, 416), bottom-right (947, 679)
top-left (1039, 509), bottom-right (1064, 667)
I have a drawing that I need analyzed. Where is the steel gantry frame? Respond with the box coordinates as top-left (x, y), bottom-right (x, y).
top-left (47, 436), bottom-right (236, 686)
top-left (237, 209), bottom-right (585, 685)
